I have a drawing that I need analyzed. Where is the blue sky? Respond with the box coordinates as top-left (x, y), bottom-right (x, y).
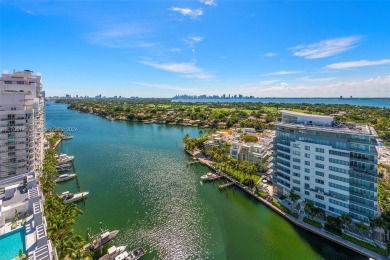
top-left (1, 0), bottom-right (390, 97)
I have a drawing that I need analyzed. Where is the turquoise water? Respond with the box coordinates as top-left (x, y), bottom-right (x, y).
top-left (0, 227), bottom-right (26, 260)
top-left (46, 102), bottom-right (366, 259)
top-left (173, 98), bottom-right (390, 108)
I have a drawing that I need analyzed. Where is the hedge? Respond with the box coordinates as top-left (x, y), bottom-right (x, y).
top-left (303, 217), bottom-right (322, 229)
top-left (342, 234), bottom-right (388, 256)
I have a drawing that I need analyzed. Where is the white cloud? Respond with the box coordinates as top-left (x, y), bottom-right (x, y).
top-left (264, 70), bottom-right (303, 76)
top-left (326, 59), bottom-right (390, 69)
top-left (200, 0), bottom-right (217, 6)
top-left (137, 41), bottom-right (157, 48)
top-left (237, 75), bottom-right (390, 97)
top-left (260, 80), bottom-right (280, 85)
top-left (138, 60), bottom-right (213, 79)
top-left (183, 36), bottom-right (203, 48)
top-left (291, 36), bottom-right (361, 59)
top-left (301, 76), bottom-right (335, 81)
top-left (170, 48), bottom-right (182, 53)
top-left (22, 9), bottom-right (36, 15)
top-left (85, 22), bottom-right (152, 48)
top-left (264, 52), bottom-right (277, 57)
top-left (169, 7), bottom-right (203, 19)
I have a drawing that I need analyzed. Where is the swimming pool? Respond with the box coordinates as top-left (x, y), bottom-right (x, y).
top-left (0, 227), bottom-right (26, 260)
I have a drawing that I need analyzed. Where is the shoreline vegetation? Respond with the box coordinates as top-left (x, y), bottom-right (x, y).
top-left (56, 99), bottom-right (390, 146)
top-left (42, 133), bottom-right (91, 259)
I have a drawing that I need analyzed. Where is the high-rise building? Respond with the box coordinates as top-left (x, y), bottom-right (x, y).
top-left (274, 110), bottom-right (379, 224)
top-left (0, 70), bottom-right (45, 179)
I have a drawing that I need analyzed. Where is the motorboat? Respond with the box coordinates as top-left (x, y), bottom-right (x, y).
top-left (55, 173), bottom-right (76, 183)
top-left (61, 191), bottom-right (89, 203)
top-left (127, 247), bottom-right (145, 260)
top-left (56, 163), bottom-right (70, 169)
top-left (201, 172), bottom-right (217, 180)
top-left (57, 167), bottom-right (71, 173)
top-left (98, 245), bottom-right (126, 260)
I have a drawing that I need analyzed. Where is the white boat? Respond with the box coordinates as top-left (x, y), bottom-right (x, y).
top-left (201, 172), bottom-right (217, 180)
top-left (61, 191), bottom-right (89, 203)
top-left (115, 252), bottom-right (129, 260)
top-left (98, 245), bottom-right (126, 260)
top-left (55, 173), bottom-right (76, 183)
top-left (58, 156), bottom-right (74, 164)
top-left (127, 247), bottom-right (145, 260)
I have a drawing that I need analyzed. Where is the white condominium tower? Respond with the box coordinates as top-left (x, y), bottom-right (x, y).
top-left (274, 110), bottom-right (379, 224)
top-left (0, 70), bottom-right (45, 179)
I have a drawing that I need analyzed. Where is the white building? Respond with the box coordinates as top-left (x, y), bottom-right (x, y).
top-left (0, 70), bottom-right (45, 179)
top-left (274, 110), bottom-right (379, 224)
top-left (230, 131), bottom-right (275, 170)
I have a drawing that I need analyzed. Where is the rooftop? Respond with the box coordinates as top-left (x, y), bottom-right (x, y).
top-left (278, 110), bottom-right (376, 136)
top-left (275, 121), bottom-right (375, 136)
top-left (0, 184), bottom-right (28, 207)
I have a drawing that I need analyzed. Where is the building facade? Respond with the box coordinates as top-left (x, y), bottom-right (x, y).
top-left (274, 110), bottom-right (379, 224)
top-left (0, 70), bottom-right (45, 179)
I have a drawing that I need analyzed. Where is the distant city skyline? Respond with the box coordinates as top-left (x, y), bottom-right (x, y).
top-left (1, 1), bottom-right (390, 98)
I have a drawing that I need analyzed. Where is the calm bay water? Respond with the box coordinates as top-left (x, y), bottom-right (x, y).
top-left (46, 102), bottom-right (366, 260)
top-left (173, 98), bottom-right (390, 108)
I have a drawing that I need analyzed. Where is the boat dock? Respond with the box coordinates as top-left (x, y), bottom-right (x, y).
top-left (219, 182), bottom-right (235, 190)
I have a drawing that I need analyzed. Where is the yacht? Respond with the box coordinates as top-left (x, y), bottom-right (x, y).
top-left (128, 248), bottom-right (145, 260)
top-left (200, 172), bottom-right (217, 180)
top-left (55, 173), bottom-right (76, 183)
top-left (61, 191), bottom-right (89, 203)
top-left (98, 245), bottom-right (126, 260)
top-left (57, 167), bottom-right (71, 173)
top-left (115, 248), bottom-right (145, 260)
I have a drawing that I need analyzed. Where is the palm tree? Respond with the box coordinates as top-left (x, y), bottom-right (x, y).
top-left (340, 213), bottom-right (353, 230)
top-left (289, 190), bottom-right (300, 211)
top-left (304, 201), bottom-right (314, 218)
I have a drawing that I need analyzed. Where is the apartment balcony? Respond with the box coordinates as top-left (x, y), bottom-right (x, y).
top-left (277, 156), bottom-right (290, 163)
top-left (275, 164), bottom-right (290, 175)
top-left (349, 147), bottom-right (377, 155)
top-left (276, 149), bottom-right (290, 156)
top-left (350, 157), bottom-right (376, 165)
top-left (349, 199), bottom-right (376, 211)
top-left (350, 190), bottom-right (376, 201)
top-left (275, 178), bottom-right (291, 190)
top-left (349, 182), bottom-right (376, 192)
top-left (350, 172), bottom-right (377, 183)
top-left (349, 207), bottom-right (376, 218)
top-left (350, 166), bottom-right (377, 176)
